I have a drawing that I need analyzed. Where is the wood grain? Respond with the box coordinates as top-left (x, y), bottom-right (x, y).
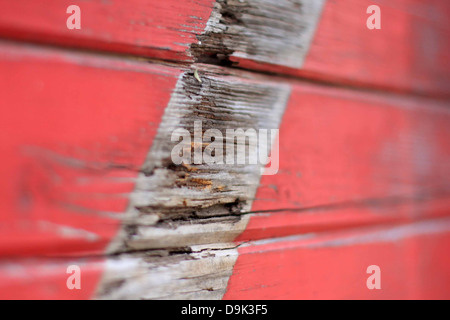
top-left (0, 0), bottom-right (449, 95)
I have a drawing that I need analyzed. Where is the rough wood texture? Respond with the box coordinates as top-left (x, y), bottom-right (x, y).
top-left (0, 0), bottom-right (449, 95)
top-left (1, 39), bottom-right (449, 299)
top-left (98, 245), bottom-right (240, 300)
top-left (109, 65), bottom-right (290, 253)
top-left (190, 0), bottom-right (325, 68)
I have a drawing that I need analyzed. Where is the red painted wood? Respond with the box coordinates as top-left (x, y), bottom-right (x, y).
top-left (1, 0), bottom-right (449, 296)
top-left (225, 218), bottom-right (450, 299)
top-left (0, 258), bottom-right (104, 300)
top-left (0, 41), bottom-right (179, 259)
top-left (225, 79), bottom-right (450, 299)
top-left (239, 197), bottom-right (450, 243)
top-left (0, 1), bottom-right (448, 95)
top-left (302, 0), bottom-right (450, 96)
top-left (0, 0), bottom-right (214, 62)
top-left (234, 84), bottom-right (450, 243)
top-left (237, 0), bottom-right (450, 96)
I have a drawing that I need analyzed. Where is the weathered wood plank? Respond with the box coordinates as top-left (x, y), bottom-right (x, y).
top-left (3, 217), bottom-right (449, 299)
top-left (302, 0), bottom-right (450, 96)
top-left (0, 0), bottom-right (215, 62)
top-left (0, 245), bottom-right (239, 299)
top-left (98, 244), bottom-right (240, 300)
top-left (238, 79), bottom-right (450, 242)
top-left (235, 0), bottom-right (450, 96)
top-left (226, 217), bottom-right (450, 299)
top-left (0, 0), bottom-right (449, 95)
top-left (238, 196), bottom-right (450, 242)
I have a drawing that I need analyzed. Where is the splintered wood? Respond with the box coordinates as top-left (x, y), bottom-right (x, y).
top-left (0, 0), bottom-right (449, 299)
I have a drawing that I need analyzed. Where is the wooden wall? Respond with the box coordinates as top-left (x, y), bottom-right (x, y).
top-left (0, 0), bottom-right (449, 299)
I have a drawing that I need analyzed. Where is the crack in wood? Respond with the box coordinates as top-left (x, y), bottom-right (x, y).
top-left (96, 66), bottom-right (290, 298)
top-left (190, 0), bottom-right (325, 68)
